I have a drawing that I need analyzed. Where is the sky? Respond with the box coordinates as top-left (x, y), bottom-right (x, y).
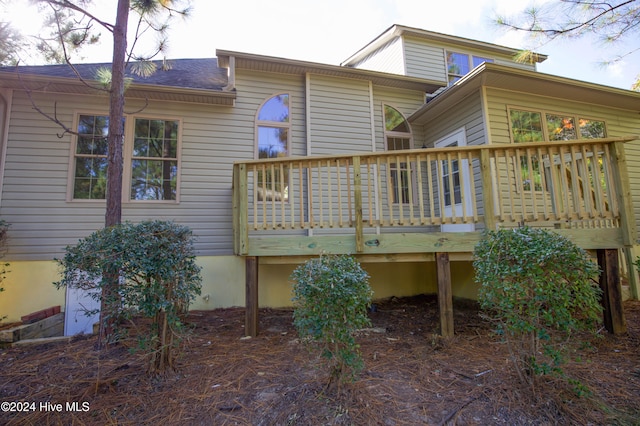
top-left (4, 0), bottom-right (639, 91)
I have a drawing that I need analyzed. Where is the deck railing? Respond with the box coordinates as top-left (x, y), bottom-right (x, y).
top-left (233, 137), bottom-right (636, 255)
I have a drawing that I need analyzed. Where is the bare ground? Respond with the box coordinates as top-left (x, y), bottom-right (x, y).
top-left (1, 295), bottom-right (639, 425)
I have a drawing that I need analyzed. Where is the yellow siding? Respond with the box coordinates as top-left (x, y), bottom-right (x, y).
top-left (258, 261), bottom-right (442, 307)
top-left (0, 260), bottom-right (64, 323)
top-left (0, 256), bottom-right (246, 322)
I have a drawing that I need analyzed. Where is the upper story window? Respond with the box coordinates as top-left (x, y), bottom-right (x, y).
top-left (446, 51), bottom-right (493, 84)
top-left (70, 114), bottom-right (181, 202)
top-left (256, 94), bottom-right (290, 201)
top-left (509, 108), bottom-right (606, 142)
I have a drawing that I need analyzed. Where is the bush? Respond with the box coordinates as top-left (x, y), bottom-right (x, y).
top-left (291, 254), bottom-right (373, 390)
top-left (634, 257), bottom-right (640, 277)
top-left (55, 220), bottom-right (202, 373)
top-left (473, 227), bottom-right (602, 386)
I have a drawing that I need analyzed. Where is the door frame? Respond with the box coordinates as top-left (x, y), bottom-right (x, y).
top-left (434, 127), bottom-right (475, 232)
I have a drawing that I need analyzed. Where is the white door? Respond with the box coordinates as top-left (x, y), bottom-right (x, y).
top-left (435, 128), bottom-right (475, 232)
top-left (64, 286), bottom-right (100, 336)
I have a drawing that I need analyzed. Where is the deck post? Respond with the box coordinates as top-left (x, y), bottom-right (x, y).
top-left (436, 252), bottom-right (454, 337)
top-left (480, 149), bottom-right (496, 231)
top-left (597, 249), bottom-right (626, 335)
top-left (353, 156), bottom-right (364, 253)
top-left (245, 256), bottom-right (259, 337)
top-left (611, 141), bottom-right (637, 247)
top-left (237, 163), bottom-right (249, 255)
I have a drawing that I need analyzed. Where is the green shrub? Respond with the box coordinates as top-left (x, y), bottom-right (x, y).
top-left (291, 254), bottom-right (373, 389)
top-left (473, 227), bottom-right (602, 386)
top-left (55, 220), bottom-right (202, 373)
top-left (634, 256), bottom-right (640, 277)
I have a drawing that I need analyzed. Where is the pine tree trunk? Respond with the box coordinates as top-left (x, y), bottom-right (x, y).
top-left (97, 0), bottom-right (129, 348)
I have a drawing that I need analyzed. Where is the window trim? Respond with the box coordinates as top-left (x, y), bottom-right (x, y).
top-left (254, 93), bottom-right (291, 160)
top-left (125, 114), bottom-right (183, 204)
top-left (254, 93), bottom-right (291, 203)
top-left (383, 104), bottom-right (413, 204)
top-left (67, 111), bottom-right (183, 203)
top-left (506, 105), bottom-right (607, 143)
top-left (507, 106), bottom-right (607, 193)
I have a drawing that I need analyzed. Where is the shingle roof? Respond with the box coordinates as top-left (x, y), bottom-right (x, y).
top-left (0, 58), bottom-right (228, 91)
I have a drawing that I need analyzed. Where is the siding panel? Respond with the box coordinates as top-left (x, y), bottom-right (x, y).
top-left (485, 87), bottom-right (640, 237)
top-left (1, 70), bottom-right (307, 260)
top-left (349, 37), bottom-right (405, 75)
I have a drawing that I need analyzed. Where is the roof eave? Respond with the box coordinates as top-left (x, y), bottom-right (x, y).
top-left (0, 72), bottom-right (236, 106)
top-left (341, 24), bottom-right (548, 67)
top-left (216, 49), bottom-right (445, 93)
top-left (409, 63), bottom-right (640, 125)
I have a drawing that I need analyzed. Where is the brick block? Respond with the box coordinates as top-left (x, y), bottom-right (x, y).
top-left (20, 306), bottom-right (62, 324)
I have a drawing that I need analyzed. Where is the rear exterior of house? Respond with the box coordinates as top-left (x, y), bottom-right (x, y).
top-left (0, 25), bottom-right (638, 334)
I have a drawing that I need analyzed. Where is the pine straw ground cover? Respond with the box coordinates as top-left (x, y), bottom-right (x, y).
top-left (1, 295), bottom-right (639, 425)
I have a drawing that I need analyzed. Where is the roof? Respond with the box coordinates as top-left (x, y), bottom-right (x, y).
top-left (341, 24), bottom-right (548, 67)
top-left (216, 49), bottom-right (444, 93)
top-left (409, 62), bottom-right (640, 125)
top-left (0, 58), bottom-right (235, 105)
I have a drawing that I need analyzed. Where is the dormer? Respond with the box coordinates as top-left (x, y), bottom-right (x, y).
top-left (342, 24), bottom-right (547, 86)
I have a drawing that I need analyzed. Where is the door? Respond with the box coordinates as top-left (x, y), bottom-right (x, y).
top-left (435, 128), bottom-right (474, 232)
top-left (64, 285), bottom-right (100, 336)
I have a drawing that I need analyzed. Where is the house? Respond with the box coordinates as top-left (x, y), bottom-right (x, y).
top-left (0, 24), bottom-right (638, 336)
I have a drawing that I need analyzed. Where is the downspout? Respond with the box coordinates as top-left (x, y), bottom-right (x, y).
top-left (223, 55), bottom-right (236, 105)
top-left (305, 73), bottom-right (313, 237)
top-left (368, 81), bottom-right (380, 234)
top-left (0, 89), bottom-right (12, 210)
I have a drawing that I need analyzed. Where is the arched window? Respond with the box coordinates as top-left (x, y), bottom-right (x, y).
top-left (256, 94), bottom-right (290, 201)
top-left (384, 105), bottom-right (412, 204)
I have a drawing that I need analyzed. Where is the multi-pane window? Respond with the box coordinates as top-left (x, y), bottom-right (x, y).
top-left (256, 94), bottom-right (290, 201)
top-left (384, 105), bottom-right (412, 204)
top-left (510, 110), bottom-right (544, 142)
top-left (131, 118), bottom-right (179, 201)
top-left (446, 52), bottom-right (493, 84)
top-left (509, 108), bottom-right (606, 142)
top-left (71, 114), bottom-right (180, 201)
top-left (442, 159), bottom-right (461, 206)
top-left (73, 115), bottom-right (109, 199)
top-left (509, 108), bottom-right (606, 190)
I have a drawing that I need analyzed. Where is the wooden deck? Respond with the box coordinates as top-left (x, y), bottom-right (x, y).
top-left (233, 137), bottom-right (638, 336)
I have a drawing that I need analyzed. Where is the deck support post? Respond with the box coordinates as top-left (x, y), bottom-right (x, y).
top-left (245, 256), bottom-right (259, 337)
top-left (353, 156), bottom-right (364, 253)
top-left (480, 149), bottom-right (496, 231)
top-left (436, 252), bottom-right (454, 337)
top-left (597, 249), bottom-right (626, 335)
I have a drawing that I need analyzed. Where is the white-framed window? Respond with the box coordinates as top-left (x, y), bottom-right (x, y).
top-left (72, 114), bottom-right (109, 200)
top-left (69, 113), bottom-right (181, 202)
top-left (255, 93), bottom-right (290, 201)
top-left (508, 107), bottom-right (607, 191)
top-left (446, 51), bottom-right (493, 84)
top-left (384, 105), bottom-right (412, 204)
top-left (508, 108), bottom-right (606, 143)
